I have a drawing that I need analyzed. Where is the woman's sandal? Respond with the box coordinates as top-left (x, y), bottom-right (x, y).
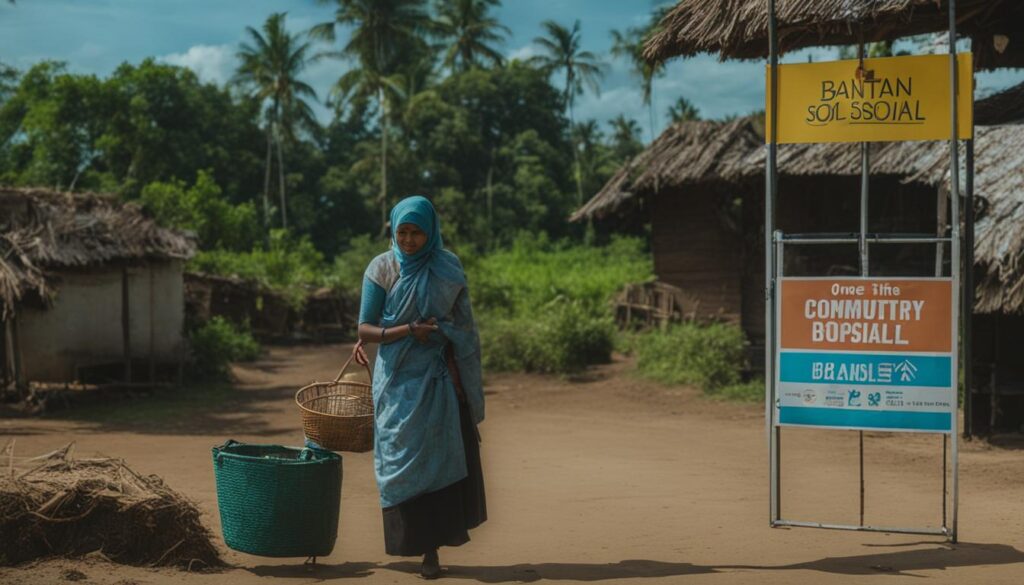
top-left (421, 549), bottom-right (441, 580)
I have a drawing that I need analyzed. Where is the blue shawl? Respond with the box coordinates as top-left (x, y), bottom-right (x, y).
top-left (371, 196), bottom-right (484, 508)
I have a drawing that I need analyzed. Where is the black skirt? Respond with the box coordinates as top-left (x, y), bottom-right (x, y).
top-left (381, 399), bottom-right (487, 556)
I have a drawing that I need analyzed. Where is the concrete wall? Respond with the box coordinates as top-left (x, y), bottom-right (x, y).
top-left (17, 260), bottom-right (186, 382)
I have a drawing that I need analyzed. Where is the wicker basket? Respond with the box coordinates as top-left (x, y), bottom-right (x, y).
top-left (295, 353), bottom-right (374, 452)
top-left (212, 440), bottom-right (341, 558)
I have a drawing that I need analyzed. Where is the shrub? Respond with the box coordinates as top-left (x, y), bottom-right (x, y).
top-left (189, 229), bottom-right (324, 308)
top-left (710, 379), bottom-right (765, 402)
top-left (481, 300), bottom-right (615, 374)
top-left (189, 317), bottom-right (261, 379)
top-left (635, 322), bottom-right (748, 391)
top-left (325, 234), bottom-right (389, 298)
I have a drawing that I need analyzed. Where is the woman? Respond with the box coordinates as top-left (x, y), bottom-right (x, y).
top-left (353, 195), bottom-right (486, 579)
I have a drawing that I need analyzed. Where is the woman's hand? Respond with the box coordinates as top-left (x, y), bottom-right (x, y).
top-left (353, 339), bottom-right (369, 366)
top-left (410, 317), bottom-right (438, 343)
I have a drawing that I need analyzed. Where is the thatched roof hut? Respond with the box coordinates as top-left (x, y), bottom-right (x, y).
top-left (570, 117), bottom-right (765, 222)
top-left (0, 187), bottom-right (195, 318)
top-left (645, 0), bottom-right (1024, 70)
top-left (575, 116), bottom-right (1024, 315)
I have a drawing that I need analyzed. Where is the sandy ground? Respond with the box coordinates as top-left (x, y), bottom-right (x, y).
top-left (2, 343), bottom-right (1023, 585)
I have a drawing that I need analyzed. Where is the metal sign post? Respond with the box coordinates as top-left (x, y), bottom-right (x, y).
top-left (765, 0), bottom-right (965, 543)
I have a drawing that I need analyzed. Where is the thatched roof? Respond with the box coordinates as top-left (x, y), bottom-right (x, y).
top-left (645, 0), bottom-right (1024, 70)
top-left (575, 111), bottom-right (1024, 313)
top-left (976, 81), bottom-right (1024, 126)
top-left (569, 116), bottom-right (764, 222)
top-left (0, 187), bottom-right (196, 318)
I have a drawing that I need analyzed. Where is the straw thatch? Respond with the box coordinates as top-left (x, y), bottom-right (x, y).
top-left (569, 116), bottom-right (764, 221)
top-left (575, 112), bottom-right (1024, 313)
top-left (0, 187), bottom-right (196, 318)
top-left (0, 442), bottom-right (222, 568)
top-left (645, 0), bottom-right (1024, 70)
top-left (976, 81), bottom-right (1024, 125)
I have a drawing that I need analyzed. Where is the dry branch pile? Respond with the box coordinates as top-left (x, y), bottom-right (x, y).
top-left (0, 443), bottom-right (222, 569)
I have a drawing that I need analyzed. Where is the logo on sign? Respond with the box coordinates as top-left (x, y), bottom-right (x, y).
top-left (868, 392), bottom-right (881, 407)
top-left (847, 390), bottom-right (862, 407)
top-left (803, 390), bottom-right (816, 404)
top-left (894, 359), bottom-right (918, 383)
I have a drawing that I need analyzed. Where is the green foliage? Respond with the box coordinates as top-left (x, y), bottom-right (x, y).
top-left (325, 234), bottom-right (388, 297)
top-left (710, 379), bottom-right (764, 403)
top-left (469, 234), bottom-right (651, 317)
top-left (481, 301), bottom-right (615, 374)
top-left (140, 170), bottom-right (261, 250)
top-left (634, 323), bottom-right (748, 391)
top-left (470, 236), bottom-right (651, 374)
top-left (189, 317), bottom-right (261, 379)
top-left (189, 229), bottom-right (325, 306)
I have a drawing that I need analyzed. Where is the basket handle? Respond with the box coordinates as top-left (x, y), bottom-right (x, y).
top-left (332, 344), bottom-right (372, 383)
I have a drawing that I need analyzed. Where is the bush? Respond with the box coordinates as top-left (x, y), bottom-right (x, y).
top-left (710, 379), bottom-right (765, 402)
top-left (481, 300), bottom-right (615, 374)
top-left (325, 234), bottom-right (389, 298)
top-left (189, 317), bottom-right (261, 379)
top-left (469, 236), bottom-right (649, 374)
top-left (634, 323), bottom-right (748, 391)
top-left (189, 229), bottom-right (324, 308)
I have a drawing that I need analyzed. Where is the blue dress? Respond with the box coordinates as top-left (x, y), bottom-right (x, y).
top-left (360, 196), bottom-right (487, 556)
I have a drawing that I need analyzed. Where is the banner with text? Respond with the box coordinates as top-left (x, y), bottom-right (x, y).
top-left (776, 278), bottom-right (955, 433)
top-left (766, 53), bottom-right (973, 144)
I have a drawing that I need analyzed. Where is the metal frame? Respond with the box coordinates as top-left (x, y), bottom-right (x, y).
top-left (764, 0), bottom-right (963, 543)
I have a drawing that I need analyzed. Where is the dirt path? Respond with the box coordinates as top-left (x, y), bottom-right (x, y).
top-left (2, 343), bottom-right (1024, 584)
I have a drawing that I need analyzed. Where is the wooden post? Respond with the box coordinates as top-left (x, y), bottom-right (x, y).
top-left (122, 265), bottom-right (132, 384)
top-left (9, 316), bottom-right (25, 397)
top-left (149, 264), bottom-right (156, 385)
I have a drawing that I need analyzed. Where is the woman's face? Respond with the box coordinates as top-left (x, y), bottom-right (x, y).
top-left (396, 223), bottom-right (428, 255)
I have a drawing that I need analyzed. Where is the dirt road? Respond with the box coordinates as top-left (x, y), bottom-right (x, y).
top-left (2, 343), bottom-right (1023, 584)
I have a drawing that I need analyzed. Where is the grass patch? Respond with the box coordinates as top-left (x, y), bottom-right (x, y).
top-left (706, 379), bottom-right (765, 403)
top-left (471, 236), bottom-right (651, 374)
top-left (634, 322), bottom-right (748, 390)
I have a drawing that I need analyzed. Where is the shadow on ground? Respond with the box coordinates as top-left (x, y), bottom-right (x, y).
top-left (373, 542), bottom-right (1024, 582)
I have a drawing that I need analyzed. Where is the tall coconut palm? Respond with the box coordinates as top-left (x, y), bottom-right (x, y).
top-left (610, 24), bottom-right (665, 143)
top-left (667, 96), bottom-right (700, 124)
top-left (607, 114), bottom-right (642, 162)
top-left (234, 12), bottom-right (318, 230)
top-left (529, 20), bottom-right (606, 206)
top-left (435, 0), bottom-right (510, 73)
top-left (311, 0), bottom-right (432, 234)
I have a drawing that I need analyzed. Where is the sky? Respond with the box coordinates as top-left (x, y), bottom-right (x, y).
top-left (1, 0), bottom-right (1022, 144)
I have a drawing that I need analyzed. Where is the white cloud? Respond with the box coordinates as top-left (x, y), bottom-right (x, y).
top-left (507, 44), bottom-right (540, 62)
top-left (159, 44), bottom-right (236, 85)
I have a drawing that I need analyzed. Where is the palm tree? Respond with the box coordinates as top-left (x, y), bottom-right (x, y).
top-left (610, 23), bottom-right (665, 143)
top-left (434, 0), bottom-right (510, 73)
top-left (607, 114), bottom-right (642, 162)
top-left (529, 19), bottom-right (606, 206)
top-left (667, 96), bottom-right (700, 124)
top-left (311, 0), bottom-right (433, 234)
top-left (234, 12), bottom-right (318, 230)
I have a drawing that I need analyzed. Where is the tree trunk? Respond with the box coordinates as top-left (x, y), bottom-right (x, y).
top-left (379, 88), bottom-right (389, 237)
top-left (276, 130), bottom-right (287, 230)
top-left (263, 124), bottom-right (273, 227)
top-left (486, 148), bottom-right (495, 250)
top-left (568, 95), bottom-right (584, 206)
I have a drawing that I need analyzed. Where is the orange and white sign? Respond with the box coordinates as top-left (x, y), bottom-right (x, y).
top-left (780, 278), bottom-right (952, 353)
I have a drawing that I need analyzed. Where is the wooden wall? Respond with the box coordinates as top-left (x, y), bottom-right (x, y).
top-left (650, 186), bottom-right (743, 325)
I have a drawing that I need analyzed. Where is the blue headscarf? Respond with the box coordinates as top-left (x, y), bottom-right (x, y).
top-left (387, 195), bottom-right (467, 320)
top-left (372, 196), bottom-right (485, 507)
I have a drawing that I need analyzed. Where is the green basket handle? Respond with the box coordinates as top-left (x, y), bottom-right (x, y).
top-left (299, 448), bottom-right (315, 461)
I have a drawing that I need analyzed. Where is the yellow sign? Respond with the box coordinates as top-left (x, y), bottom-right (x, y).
top-left (766, 53), bottom-right (973, 144)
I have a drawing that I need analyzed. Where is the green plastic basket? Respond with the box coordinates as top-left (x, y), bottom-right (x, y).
top-left (212, 440), bottom-right (342, 558)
